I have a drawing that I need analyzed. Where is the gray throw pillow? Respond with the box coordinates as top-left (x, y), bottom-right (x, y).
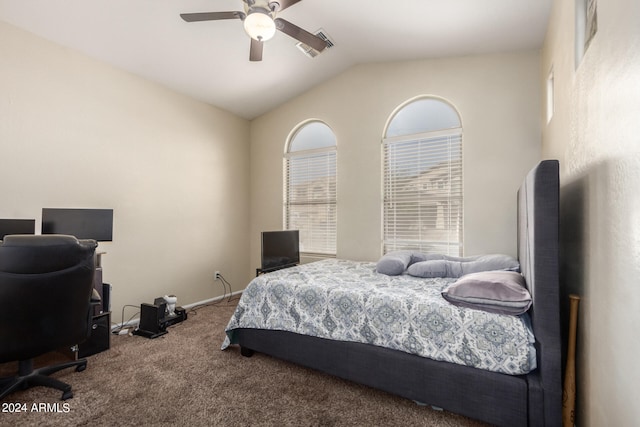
top-left (406, 260), bottom-right (449, 278)
top-left (441, 271), bottom-right (532, 315)
top-left (407, 254), bottom-right (520, 278)
top-left (461, 254), bottom-right (520, 274)
top-left (376, 251), bottom-right (413, 275)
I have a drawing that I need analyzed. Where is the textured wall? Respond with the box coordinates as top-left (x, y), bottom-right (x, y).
top-left (542, 0), bottom-right (640, 424)
top-left (0, 22), bottom-right (251, 320)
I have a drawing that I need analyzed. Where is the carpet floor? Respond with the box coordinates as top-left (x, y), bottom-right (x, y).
top-left (0, 300), bottom-right (488, 427)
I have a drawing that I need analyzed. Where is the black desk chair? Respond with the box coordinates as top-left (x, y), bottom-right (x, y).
top-left (0, 234), bottom-right (97, 401)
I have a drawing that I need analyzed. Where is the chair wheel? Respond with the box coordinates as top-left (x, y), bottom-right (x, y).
top-left (61, 390), bottom-right (73, 400)
top-left (76, 362), bottom-right (87, 372)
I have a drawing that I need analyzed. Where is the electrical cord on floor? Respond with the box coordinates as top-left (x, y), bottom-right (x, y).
top-left (108, 275), bottom-right (240, 324)
top-left (188, 273), bottom-right (239, 315)
top-left (219, 273), bottom-right (240, 303)
top-left (111, 304), bottom-right (140, 335)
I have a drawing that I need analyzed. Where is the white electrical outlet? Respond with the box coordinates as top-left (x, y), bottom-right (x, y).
top-left (214, 271), bottom-right (221, 280)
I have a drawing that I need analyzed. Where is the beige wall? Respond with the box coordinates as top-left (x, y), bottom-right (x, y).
top-left (542, 0), bottom-right (640, 425)
top-left (0, 22), bottom-right (251, 321)
top-left (250, 51), bottom-right (542, 271)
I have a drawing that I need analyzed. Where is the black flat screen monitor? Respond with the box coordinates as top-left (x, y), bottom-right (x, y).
top-left (42, 208), bottom-right (113, 241)
top-left (0, 219), bottom-right (36, 240)
top-left (261, 230), bottom-right (300, 272)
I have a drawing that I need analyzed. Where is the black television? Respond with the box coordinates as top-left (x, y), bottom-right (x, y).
top-left (0, 219), bottom-right (36, 240)
top-left (42, 208), bottom-right (113, 242)
top-left (261, 230), bottom-right (300, 272)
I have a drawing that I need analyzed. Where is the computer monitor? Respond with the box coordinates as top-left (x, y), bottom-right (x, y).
top-left (41, 208), bottom-right (113, 241)
top-left (0, 219), bottom-right (36, 240)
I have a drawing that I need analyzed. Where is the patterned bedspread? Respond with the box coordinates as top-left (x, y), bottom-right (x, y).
top-left (222, 259), bottom-right (537, 375)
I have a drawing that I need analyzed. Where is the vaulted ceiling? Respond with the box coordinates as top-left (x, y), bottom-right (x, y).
top-left (0, 0), bottom-right (552, 119)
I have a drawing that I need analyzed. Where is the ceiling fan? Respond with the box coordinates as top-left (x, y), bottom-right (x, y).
top-left (180, 0), bottom-right (329, 62)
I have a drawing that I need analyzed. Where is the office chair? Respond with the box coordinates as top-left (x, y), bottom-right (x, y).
top-left (0, 234), bottom-right (97, 401)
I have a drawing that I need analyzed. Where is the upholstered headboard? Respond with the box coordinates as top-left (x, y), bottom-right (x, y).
top-left (517, 160), bottom-right (561, 424)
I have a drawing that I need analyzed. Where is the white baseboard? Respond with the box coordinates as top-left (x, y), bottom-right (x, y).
top-left (182, 290), bottom-right (243, 309)
top-left (110, 289), bottom-right (244, 332)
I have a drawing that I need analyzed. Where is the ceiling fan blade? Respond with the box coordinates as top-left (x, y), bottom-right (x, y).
top-left (180, 11), bottom-right (245, 22)
top-left (274, 18), bottom-right (328, 52)
top-left (273, 0), bottom-right (303, 12)
top-left (249, 39), bottom-right (264, 62)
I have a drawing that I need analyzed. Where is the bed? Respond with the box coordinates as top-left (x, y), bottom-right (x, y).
top-left (223, 160), bottom-right (560, 426)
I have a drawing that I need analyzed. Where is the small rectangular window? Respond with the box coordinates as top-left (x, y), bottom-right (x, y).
top-left (546, 68), bottom-right (554, 124)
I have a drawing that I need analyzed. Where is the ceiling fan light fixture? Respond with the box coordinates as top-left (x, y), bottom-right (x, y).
top-left (243, 9), bottom-right (276, 41)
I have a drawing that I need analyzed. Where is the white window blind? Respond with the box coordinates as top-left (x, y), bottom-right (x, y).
top-left (285, 147), bottom-right (337, 255)
top-left (383, 129), bottom-right (463, 255)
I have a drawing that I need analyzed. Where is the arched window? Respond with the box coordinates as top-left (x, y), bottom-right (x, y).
top-left (284, 121), bottom-right (337, 256)
top-left (382, 97), bottom-right (463, 255)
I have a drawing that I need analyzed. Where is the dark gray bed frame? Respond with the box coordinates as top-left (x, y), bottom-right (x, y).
top-left (236, 160), bottom-right (561, 426)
